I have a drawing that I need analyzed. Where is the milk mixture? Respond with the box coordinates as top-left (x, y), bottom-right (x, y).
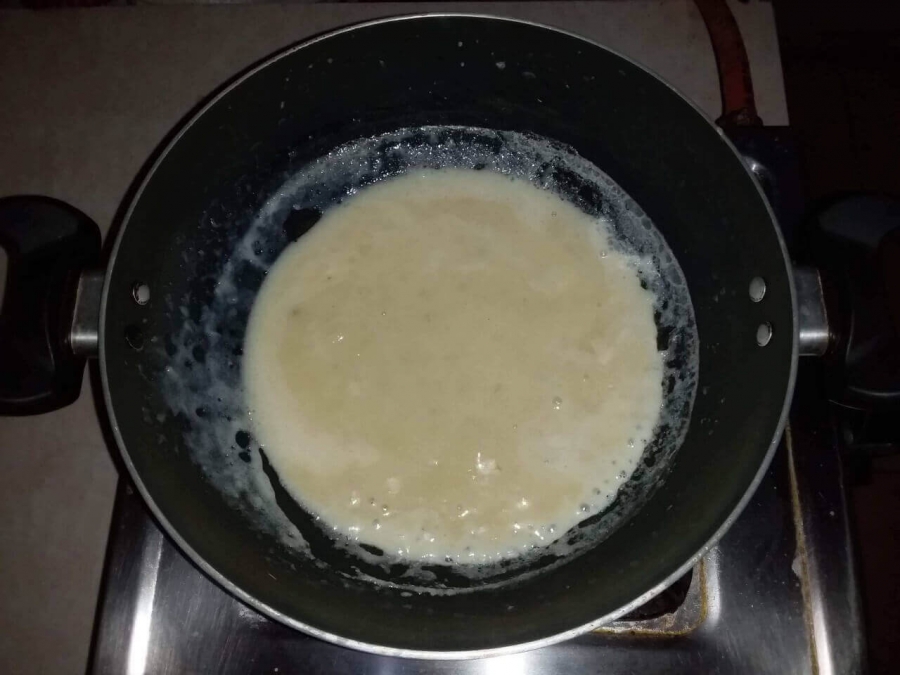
top-left (244, 169), bottom-right (664, 563)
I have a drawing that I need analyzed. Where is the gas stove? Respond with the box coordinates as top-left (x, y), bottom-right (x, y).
top-left (87, 128), bottom-right (865, 675)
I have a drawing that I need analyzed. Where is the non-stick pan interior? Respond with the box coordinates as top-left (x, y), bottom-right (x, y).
top-left (102, 16), bottom-right (795, 654)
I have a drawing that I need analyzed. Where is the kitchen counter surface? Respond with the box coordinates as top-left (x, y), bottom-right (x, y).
top-left (0, 2), bottom-right (785, 672)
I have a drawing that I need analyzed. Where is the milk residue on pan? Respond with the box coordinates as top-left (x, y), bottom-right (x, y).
top-left (157, 126), bottom-right (699, 593)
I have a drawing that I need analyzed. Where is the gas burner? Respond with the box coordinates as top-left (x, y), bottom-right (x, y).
top-left (88, 129), bottom-right (864, 675)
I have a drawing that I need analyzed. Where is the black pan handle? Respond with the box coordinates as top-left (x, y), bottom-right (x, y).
top-left (0, 196), bottom-right (101, 415)
top-left (812, 195), bottom-right (900, 411)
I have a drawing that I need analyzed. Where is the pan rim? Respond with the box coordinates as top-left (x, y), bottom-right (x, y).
top-left (99, 12), bottom-right (799, 660)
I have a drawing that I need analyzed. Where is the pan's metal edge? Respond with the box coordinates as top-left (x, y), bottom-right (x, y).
top-left (99, 12), bottom-right (800, 661)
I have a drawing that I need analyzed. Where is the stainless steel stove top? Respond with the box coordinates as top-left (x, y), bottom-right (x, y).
top-left (87, 129), bottom-right (866, 675)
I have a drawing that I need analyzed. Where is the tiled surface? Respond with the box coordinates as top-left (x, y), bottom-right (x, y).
top-left (776, 1), bottom-right (900, 672)
top-left (0, 385), bottom-right (115, 675)
top-left (853, 460), bottom-right (900, 675)
top-left (0, 3), bottom-right (784, 673)
top-left (777, 0), bottom-right (900, 202)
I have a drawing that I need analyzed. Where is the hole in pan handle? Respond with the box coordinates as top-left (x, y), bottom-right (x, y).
top-left (0, 196), bottom-right (101, 415)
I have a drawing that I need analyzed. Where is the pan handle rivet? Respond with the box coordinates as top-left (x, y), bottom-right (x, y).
top-left (756, 322), bottom-right (773, 347)
top-left (748, 277), bottom-right (766, 302)
top-left (132, 282), bottom-right (151, 306)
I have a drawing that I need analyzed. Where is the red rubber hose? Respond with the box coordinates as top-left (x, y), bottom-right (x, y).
top-left (694, 0), bottom-right (762, 127)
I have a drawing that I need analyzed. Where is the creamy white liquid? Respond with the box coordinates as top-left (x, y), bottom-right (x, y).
top-left (244, 169), bottom-right (663, 564)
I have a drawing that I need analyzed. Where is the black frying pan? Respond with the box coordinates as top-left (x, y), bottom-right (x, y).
top-left (0, 15), bottom-right (795, 657)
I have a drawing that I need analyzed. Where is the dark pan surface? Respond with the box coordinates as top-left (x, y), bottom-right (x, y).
top-left (100, 15), bottom-right (796, 655)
